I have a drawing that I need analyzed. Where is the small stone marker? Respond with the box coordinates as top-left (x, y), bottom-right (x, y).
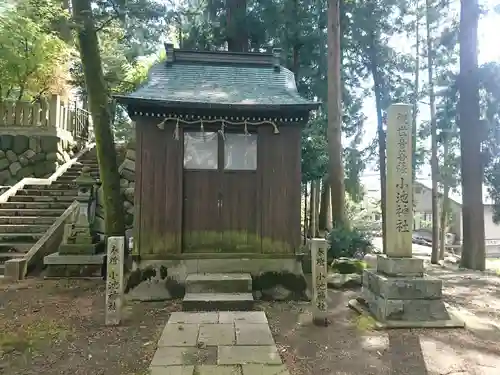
top-left (310, 238), bottom-right (328, 326)
top-left (385, 103), bottom-right (413, 257)
top-left (105, 236), bottom-right (125, 326)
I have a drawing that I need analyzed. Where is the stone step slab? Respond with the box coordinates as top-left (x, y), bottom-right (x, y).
top-left (0, 224), bottom-right (51, 233)
top-left (18, 189), bottom-right (78, 197)
top-left (9, 195), bottom-right (77, 203)
top-left (0, 208), bottom-right (66, 217)
top-left (0, 252), bottom-right (25, 259)
top-left (0, 216), bottom-right (56, 225)
top-left (0, 242), bottom-right (35, 253)
top-left (0, 232), bottom-right (43, 241)
top-left (182, 293), bottom-right (254, 312)
top-left (185, 273), bottom-right (252, 294)
top-left (0, 202), bottom-right (71, 210)
top-left (24, 184), bottom-right (78, 191)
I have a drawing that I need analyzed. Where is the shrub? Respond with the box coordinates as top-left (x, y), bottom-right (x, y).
top-left (327, 225), bottom-right (373, 260)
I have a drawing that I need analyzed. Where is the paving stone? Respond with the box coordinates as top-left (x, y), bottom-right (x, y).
top-left (217, 346), bottom-right (282, 365)
top-left (158, 324), bottom-right (199, 347)
top-left (241, 365), bottom-right (290, 375)
top-left (235, 323), bottom-right (274, 346)
top-left (149, 366), bottom-right (194, 375)
top-left (196, 365), bottom-right (241, 375)
top-left (151, 347), bottom-right (217, 366)
top-left (219, 311), bottom-right (268, 324)
top-left (169, 312), bottom-right (219, 324)
top-left (198, 323), bottom-right (235, 346)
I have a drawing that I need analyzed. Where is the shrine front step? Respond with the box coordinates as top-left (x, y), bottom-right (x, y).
top-left (185, 273), bottom-right (252, 294)
top-left (182, 292), bottom-right (255, 312)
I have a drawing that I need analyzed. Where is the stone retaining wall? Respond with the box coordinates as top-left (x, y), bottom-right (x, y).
top-left (94, 141), bottom-right (135, 237)
top-left (0, 134), bottom-right (74, 185)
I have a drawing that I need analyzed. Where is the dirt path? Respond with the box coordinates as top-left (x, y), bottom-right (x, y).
top-left (0, 278), bottom-right (179, 375)
top-left (262, 266), bottom-right (500, 375)
top-left (2, 265), bottom-right (500, 375)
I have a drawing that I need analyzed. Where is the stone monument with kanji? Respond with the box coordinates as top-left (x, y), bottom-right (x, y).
top-left (349, 103), bottom-right (464, 328)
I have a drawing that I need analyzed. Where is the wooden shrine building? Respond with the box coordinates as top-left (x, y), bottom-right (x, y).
top-left (115, 45), bottom-right (319, 260)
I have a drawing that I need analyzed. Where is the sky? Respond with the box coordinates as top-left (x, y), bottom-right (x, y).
top-left (361, 0), bottom-right (500, 179)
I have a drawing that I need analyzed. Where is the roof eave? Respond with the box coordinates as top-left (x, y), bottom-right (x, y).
top-left (113, 95), bottom-right (321, 112)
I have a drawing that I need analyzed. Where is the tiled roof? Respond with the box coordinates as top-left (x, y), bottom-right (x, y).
top-left (115, 50), bottom-right (319, 110)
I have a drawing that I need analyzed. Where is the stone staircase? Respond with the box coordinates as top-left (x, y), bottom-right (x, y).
top-left (182, 273), bottom-right (255, 311)
top-left (0, 149), bottom-right (99, 276)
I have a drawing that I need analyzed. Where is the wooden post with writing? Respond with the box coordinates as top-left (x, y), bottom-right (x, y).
top-left (386, 104), bottom-right (413, 257)
top-left (311, 238), bottom-right (329, 326)
top-left (105, 236), bottom-right (124, 326)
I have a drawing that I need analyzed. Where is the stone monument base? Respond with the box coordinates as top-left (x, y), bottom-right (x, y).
top-left (44, 253), bottom-right (105, 278)
top-left (348, 255), bottom-right (464, 329)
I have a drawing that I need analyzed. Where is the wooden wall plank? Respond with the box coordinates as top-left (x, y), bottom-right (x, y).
top-left (258, 125), bottom-right (302, 254)
top-left (133, 120), bottom-right (143, 256)
top-left (137, 119), bottom-right (183, 258)
top-left (164, 120), bottom-right (183, 254)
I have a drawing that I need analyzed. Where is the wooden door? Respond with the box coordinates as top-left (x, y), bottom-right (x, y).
top-left (182, 130), bottom-right (259, 253)
top-left (219, 133), bottom-right (259, 253)
top-left (182, 131), bottom-right (222, 252)
top-left (220, 172), bottom-right (258, 252)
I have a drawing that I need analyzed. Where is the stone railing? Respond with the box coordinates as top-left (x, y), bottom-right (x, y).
top-left (0, 143), bottom-right (95, 203)
top-left (0, 94), bottom-right (91, 142)
top-left (0, 95), bottom-right (93, 186)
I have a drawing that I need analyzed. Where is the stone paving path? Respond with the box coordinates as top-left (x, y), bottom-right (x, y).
top-left (149, 311), bottom-right (289, 375)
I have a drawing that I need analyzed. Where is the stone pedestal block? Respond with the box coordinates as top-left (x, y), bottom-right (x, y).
top-left (59, 243), bottom-right (96, 255)
top-left (362, 288), bottom-right (450, 322)
top-left (43, 253), bottom-right (105, 278)
top-left (5, 258), bottom-right (27, 280)
top-left (363, 269), bottom-right (442, 300)
top-left (349, 259), bottom-right (464, 328)
top-left (376, 255), bottom-right (424, 277)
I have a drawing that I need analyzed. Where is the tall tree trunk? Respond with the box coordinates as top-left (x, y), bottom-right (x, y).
top-left (368, 31), bottom-right (387, 253)
top-left (412, 0), bottom-right (420, 181)
top-left (226, 0), bottom-right (247, 52)
top-left (327, 0), bottom-right (346, 228)
top-left (439, 150), bottom-right (450, 261)
top-left (425, 0), bottom-right (440, 264)
top-left (458, 0), bottom-right (485, 270)
top-left (71, 0), bottom-right (125, 237)
top-left (308, 180), bottom-right (318, 237)
top-left (318, 178), bottom-right (332, 235)
top-left (303, 183), bottom-right (309, 243)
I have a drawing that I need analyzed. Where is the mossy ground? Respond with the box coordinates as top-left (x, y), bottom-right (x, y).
top-left (330, 259), bottom-right (367, 274)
